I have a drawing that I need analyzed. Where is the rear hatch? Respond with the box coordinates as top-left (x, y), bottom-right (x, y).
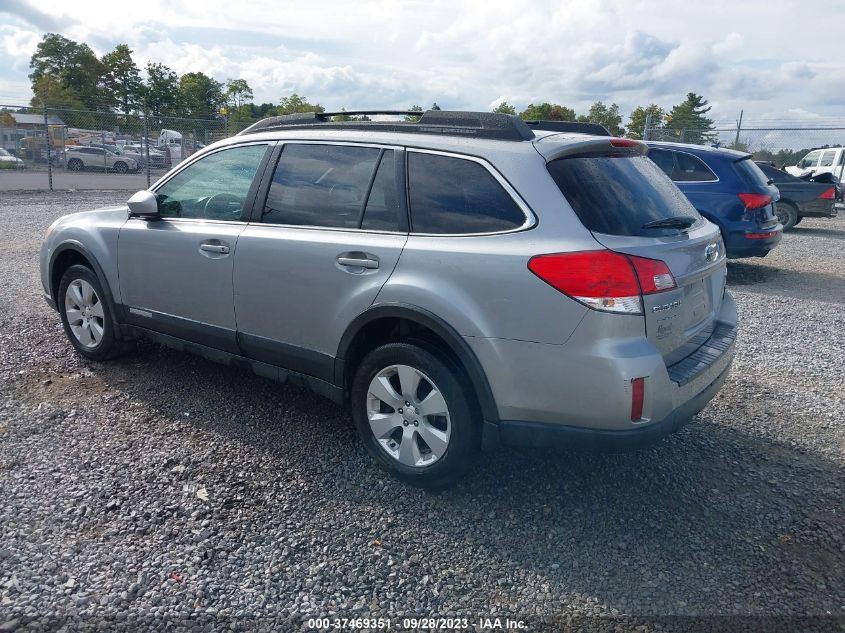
top-left (546, 149), bottom-right (727, 366)
top-left (734, 157), bottom-right (780, 229)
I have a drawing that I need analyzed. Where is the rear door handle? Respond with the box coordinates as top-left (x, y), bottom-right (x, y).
top-left (337, 256), bottom-right (379, 269)
top-left (200, 243), bottom-right (230, 254)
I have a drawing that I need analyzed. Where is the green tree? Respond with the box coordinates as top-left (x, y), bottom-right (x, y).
top-left (225, 79), bottom-right (253, 110)
top-left (177, 72), bottom-right (225, 119)
top-left (102, 44), bottom-right (142, 116)
top-left (577, 101), bottom-right (624, 136)
top-left (29, 33), bottom-right (106, 110)
top-left (627, 103), bottom-right (665, 139)
top-left (430, 102), bottom-right (442, 111)
top-left (143, 62), bottom-right (180, 119)
top-left (277, 93), bottom-right (324, 115)
top-left (519, 103), bottom-right (576, 121)
top-left (404, 104), bottom-right (423, 122)
top-left (492, 101), bottom-right (516, 115)
top-left (665, 93), bottom-right (715, 144)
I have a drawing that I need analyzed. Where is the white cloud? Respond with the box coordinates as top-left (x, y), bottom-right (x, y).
top-left (0, 0), bottom-right (843, 120)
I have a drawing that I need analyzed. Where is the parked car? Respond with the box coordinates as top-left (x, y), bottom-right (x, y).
top-left (64, 146), bottom-right (138, 173)
top-left (0, 148), bottom-right (25, 168)
top-left (125, 143), bottom-right (167, 169)
top-left (647, 142), bottom-right (782, 258)
top-left (40, 111), bottom-right (736, 487)
top-left (784, 147), bottom-right (845, 179)
top-left (754, 162), bottom-right (839, 230)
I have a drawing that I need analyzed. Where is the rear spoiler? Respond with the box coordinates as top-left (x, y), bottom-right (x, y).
top-left (534, 137), bottom-right (648, 162)
top-left (523, 120), bottom-right (611, 136)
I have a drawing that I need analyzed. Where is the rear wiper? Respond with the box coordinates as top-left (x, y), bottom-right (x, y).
top-left (642, 217), bottom-right (696, 230)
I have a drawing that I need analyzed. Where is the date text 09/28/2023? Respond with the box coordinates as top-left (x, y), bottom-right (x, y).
top-left (306, 616), bottom-right (528, 630)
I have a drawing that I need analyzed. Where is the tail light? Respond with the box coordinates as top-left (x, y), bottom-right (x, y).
top-left (819, 187), bottom-right (835, 200)
top-left (527, 250), bottom-right (676, 315)
top-left (631, 377), bottom-right (645, 421)
top-left (738, 193), bottom-right (773, 209)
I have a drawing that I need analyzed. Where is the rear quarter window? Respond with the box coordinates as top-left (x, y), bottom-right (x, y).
top-left (547, 155), bottom-right (702, 237)
top-left (733, 157), bottom-right (772, 188)
top-left (407, 152), bottom-right (527, 234)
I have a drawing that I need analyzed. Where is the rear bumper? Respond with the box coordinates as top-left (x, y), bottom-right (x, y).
top-left (492, 357), bottom-right (732, 451)
top-left (472, 292), bottom-right (738, 450)
top-left (724, 227), bottom-right (782, 258)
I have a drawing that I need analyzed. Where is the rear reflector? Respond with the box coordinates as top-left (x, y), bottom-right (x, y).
top-left (631, 377), bottom-right (645, 421)
top-left (745, 231), bottom-right (780, 239)
top-left (738, 193), bottom-right (773, 209)
top-left (527, 250), bottom-right (676, 314)
top-left (819, 187), bottom-right (836, 200)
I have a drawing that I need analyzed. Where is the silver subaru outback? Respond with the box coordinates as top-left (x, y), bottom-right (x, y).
top-left (40, 110), bottom-right (736, 487)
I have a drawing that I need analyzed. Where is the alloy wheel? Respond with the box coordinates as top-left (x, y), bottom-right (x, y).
top-left (64, 279), bottom-right (105, 348)
top-left (366, 364), bottom-right (451, 468)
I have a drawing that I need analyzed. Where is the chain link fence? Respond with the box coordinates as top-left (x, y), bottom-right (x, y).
top-left (0, 104), bottom-right (230, 190)
top-left (3, 104), bottom-right (845, 189)
top-left (643, 116), bottom-right (845, 177)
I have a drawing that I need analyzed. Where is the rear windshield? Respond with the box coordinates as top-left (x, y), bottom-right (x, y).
top-left (734, 157), bottom-right (772, 188)
top-left (547, 155), bottom-right (701, 237)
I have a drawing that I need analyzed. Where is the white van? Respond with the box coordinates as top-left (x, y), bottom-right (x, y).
top-left (157, 129), bottom-right (183, 164)
top-left (785, 147), bottom-right (845, 178)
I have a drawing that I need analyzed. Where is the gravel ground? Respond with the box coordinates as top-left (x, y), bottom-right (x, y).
top-left (1, 191), bottom-right (843, 632)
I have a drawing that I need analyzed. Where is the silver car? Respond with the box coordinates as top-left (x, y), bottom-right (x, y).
top-left (39, 110), bottom-right (736, 487)
top-left (64, 145), bottom-right (138, 173)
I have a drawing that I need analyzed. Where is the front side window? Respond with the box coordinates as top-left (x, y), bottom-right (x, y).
top-left (263, 144), bottom-right (400, 230)
top-left (155, 144), bottom-right (267, 221)
top-left (799, 151), bottom-right (821, 168)
top-left (407, 152), bottom-right (526, 234)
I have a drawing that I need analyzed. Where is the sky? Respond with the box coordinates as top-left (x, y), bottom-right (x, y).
top-left (1, 0), bottom-right (845, 126)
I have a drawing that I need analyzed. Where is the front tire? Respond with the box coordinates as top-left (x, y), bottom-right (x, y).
top-left (113, 161), bottom-right (128, 174)
top-left (58, 265), bottom-right (125, 361)
top-left (67, 158), bottom-right (83, 171)
top-left (776, 201), bottom-right (798, 231)
top-left (351, 343), bottom-right (479, 488)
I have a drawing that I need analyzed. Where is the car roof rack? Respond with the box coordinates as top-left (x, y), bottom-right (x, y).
top-left (237, 110), bottom-right (536, 141)
top-left (522, 120), bottom-right (611, 137)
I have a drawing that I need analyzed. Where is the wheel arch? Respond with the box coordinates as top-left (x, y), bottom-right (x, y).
top-left (336, 304), bottom-right (499, 424)
top-left (50, 241), bottom-right (123, 338)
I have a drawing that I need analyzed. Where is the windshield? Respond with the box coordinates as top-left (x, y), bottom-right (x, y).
top-left (547, 155), bottom-right (702, 237)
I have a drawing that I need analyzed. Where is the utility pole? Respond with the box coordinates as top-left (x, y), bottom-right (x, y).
top-left (734, 110), bottom-right (743, 147)
top-left (643, 112), bottom-right (653, 141)
top-left (43, 103), bottom-right (53, 191)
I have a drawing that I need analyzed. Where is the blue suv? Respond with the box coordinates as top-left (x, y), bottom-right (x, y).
top-left (646, 142), bottom-right (782, 258)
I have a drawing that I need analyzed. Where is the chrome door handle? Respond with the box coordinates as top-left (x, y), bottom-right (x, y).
top-left (337, 256), bottom-right (378, 269)
top-left (200, 244), bottom-right (230, 254)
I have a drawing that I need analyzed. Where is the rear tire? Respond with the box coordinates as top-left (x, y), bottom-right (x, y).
top-left (793, 216), bottom-right (803, 226)
top-left (351, 342), bottom-right (478, 488)
top-left (67, 158), bottom-right (83, 171)
top-left (775, 201), bottom-right (798, 231)
top-left (58, 265), bottom-right (127, 361)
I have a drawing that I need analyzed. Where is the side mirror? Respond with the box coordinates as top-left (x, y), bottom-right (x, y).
top-left (127, 190), bottom-right (160, 218)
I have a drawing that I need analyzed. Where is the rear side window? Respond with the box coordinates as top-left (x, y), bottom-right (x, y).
top-left (408, 152), bottom-right (526, 234)
top-left (733, 157), bottom-right (772, 188)
top-left (263, 144), bottom-right (381, 228)
top-left (648, 149), bottom-right (716, 182)
top-left (820, 150), bottom-right (836, 167)
top-left (547, 155), bottom-right (701, 237)
top-left (756, 163), bottom-right (799, 184)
